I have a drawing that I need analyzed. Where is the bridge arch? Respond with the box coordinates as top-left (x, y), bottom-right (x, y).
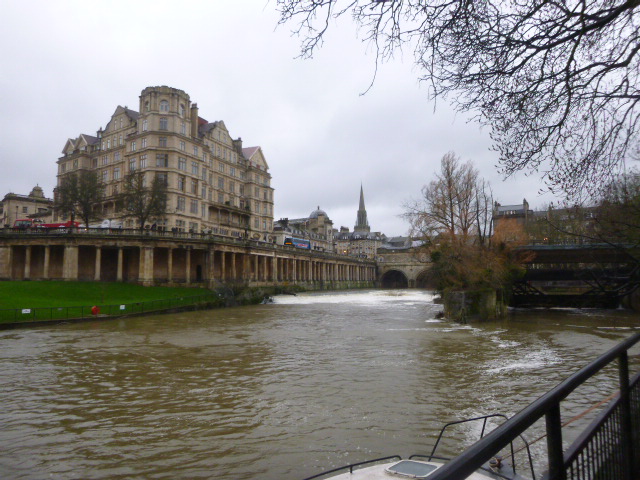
top-left (380, 269), bottom-right (409, 289)
top-left (415, 268), bottom-right (436, 289)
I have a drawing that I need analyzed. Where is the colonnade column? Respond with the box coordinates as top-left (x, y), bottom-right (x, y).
top-left (94, 247), bottom-right (101, 281)
top-left (185, 249), bottom-right (191, 285)
top-left (221, 251), bottom-right (226, 281)
top-left (43, 246), bottom-right (50, 279)
top-left (117, 248), bottom-right (123, 282)
top-left (24, 246), bottom-right (31, 280)
top-left (254, 256), bottom-right (259, 282)
top-left (63, 245), bottom-right (79, 281)
top-left (168, 248), bottom-right (174, 283)
top-left (139, 246), bottom-right (154, 286)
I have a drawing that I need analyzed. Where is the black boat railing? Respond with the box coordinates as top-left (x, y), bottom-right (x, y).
top-left (421, 414), bottom-right (536, 480)
top-left (426, 331), bottom-right (640, 480)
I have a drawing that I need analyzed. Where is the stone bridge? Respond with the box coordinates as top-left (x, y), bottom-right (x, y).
top-left (376, 247), bottom-right (433, 289)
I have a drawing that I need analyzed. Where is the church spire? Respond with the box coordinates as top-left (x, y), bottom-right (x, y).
top-left (354, 184), bottom-right (370, 233)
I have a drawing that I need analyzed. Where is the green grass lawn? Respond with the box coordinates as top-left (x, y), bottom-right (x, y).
top-left (0, 281), bottom-right (209, 309)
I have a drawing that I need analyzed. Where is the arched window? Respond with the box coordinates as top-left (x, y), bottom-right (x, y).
top-left (160, 100), bottom-right (169, 112)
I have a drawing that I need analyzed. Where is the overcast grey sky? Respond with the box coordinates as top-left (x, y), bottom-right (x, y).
top-left (0, 0), bottom-right (554, 235)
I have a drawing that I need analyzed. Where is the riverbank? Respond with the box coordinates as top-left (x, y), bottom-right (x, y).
top-left (0, 280), bottom-right (374, 328)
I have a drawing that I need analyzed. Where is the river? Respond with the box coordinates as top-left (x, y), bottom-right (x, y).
top-left (0, 289), bottom-right (638, 479)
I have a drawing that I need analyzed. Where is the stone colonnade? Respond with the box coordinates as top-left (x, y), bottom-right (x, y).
top-left (0, 239), bottom-right (377, 287)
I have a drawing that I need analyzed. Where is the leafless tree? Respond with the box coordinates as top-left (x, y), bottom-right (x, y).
top-left (119, 171), bottom-right (168, 229)
top-left (54, 171), bottom-right (104, 227)
top-left (402, 151), bottom-right (490, 241)
top-left (276, 0), bottom-right (640, 198)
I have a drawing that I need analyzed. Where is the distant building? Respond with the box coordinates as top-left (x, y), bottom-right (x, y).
top-left (492, 198), bottom-right (598, 243)
top-left (56, 86), bottom-right (274, 238)
top-left (1, 186), bottom-right (53, 227)
top-left (492, 198), bottom-right (533, 231)
top-left (334, 185), bottom-right (384, 258)
top-left (273, 206), bottom-right (334, 252)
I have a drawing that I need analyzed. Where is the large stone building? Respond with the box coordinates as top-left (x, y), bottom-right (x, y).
top-left (334, 185), bottom-right (384, 258)
top-left (0, 186), bottom-right (53, 228)
top-left (273, 206), bottom-right (335, 252)
top-left (56, 86), bottom-right (274, 239)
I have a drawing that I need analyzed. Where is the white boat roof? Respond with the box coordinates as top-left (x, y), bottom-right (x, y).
top-left (313, 459), bottom-right (502, 480)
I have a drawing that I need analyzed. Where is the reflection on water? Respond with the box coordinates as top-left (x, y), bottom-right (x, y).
top-left (0, 290), bottom-right (638, 479)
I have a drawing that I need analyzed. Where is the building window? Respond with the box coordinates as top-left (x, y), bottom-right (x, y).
top-left (191, 179), bottom-right (198, 194)
top-left (107, 139), bottom-right (111, 149)
top-left (114, 152), bottom-right (120, 162)
top-left (130, 141), bottom-right (136, 152)
top-left (180, 104), bottom-right (185, 116)
top-left (139, 154), bottom-right (147, 168)
top-left (191, 162), bottom-right (199, 176)
top-left (142, 119), bottom-right (148, 132)
top-left (180, 141), bottom-right (186, 151)
top-left (175, 219), bottom-right (185, 231)
top-left (73, 159), bottom-right (78, 169)
top-left (141, 138), bottom-right (147, 148)
top-left (178, 157), bottom-right (186, 171)
top-left (229, 181), bottom-right (235, 193)
top-left (230, 167), bottom-right (236, 177)
top-left (160, 100), bottom-right (169, 112)
top-left (114, 167), bottom-right (120, 180)
top-left (254, 218), bottom-right (259, 228)
top-left (181, 123), bottom-right (186, 135)
top-left (156, 154), bottom-right (168, 167)
top-left (159, 117), bottom-right (168, 130)
top-left (193, 146), bottom-right (198, 156)
top-left (177, 197), bottom-right (186, 212)
top-left (190, 200), bottom-right (198, 214)
top-left (102, 170), bottom-right (108, 182)
top-left (159, 137), bottom-right (167, 148)
top-left (201, 185), bottom-right (206, 198)
top-left (218, 163), bottom-right (224, 173)
top-left (218, 177), bottom-right (224, 189)
top-left (201, 204), bottom-right (206, 218)
top-left (119, 135), bottom-right (123, 146)
top-left (218, 192), bottom-right (224, 203)
top-left (129, 158), bottom-right (136, 171)
top-left (239, 185), bottom-right (244, 195)
top-left (178, 175), bottom-right (185, 191)
top-left (156, 173), bottom-right (168, 186)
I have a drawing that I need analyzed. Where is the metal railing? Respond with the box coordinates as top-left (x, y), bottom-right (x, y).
top-left (426, 331), bottom-right (640, 480)
top-left (0, 292), bottom-right (222, 325)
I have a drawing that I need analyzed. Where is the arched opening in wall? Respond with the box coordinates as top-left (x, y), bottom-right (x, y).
top-left (416, 269), bottom-right (437, 289)
top-left (380, 270), bottom-right (409, 289)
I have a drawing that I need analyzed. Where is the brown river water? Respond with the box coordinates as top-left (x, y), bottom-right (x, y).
top-left (0, 289), bottom-right (638, 480)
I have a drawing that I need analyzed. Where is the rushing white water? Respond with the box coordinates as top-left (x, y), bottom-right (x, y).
top-left (0, 290), bottom-right (638, 479)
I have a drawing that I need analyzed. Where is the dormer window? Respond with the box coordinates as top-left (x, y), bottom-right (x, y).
top-left (160, 100), bottom-right (169, 112)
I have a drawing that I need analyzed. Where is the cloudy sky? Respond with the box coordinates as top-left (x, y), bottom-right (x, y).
top-left (0, 0), bottom-right (555, 235)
